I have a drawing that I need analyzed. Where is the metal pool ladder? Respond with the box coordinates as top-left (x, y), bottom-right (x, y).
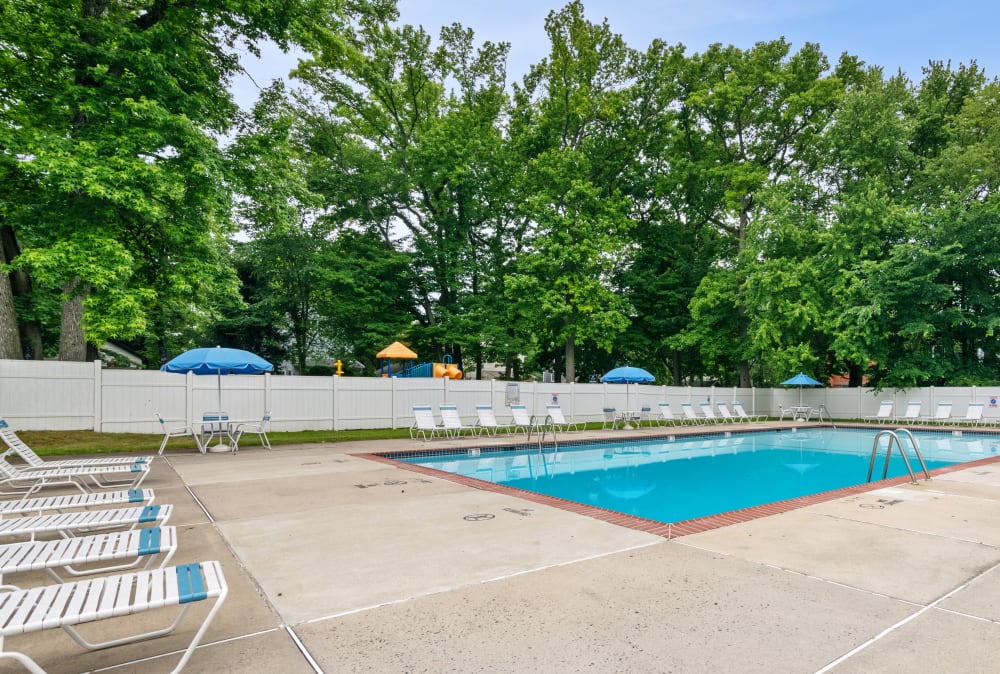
top-left (527, 414), bottom-right (558, 452)
top-left (867, 428), bottom-right (931, 484)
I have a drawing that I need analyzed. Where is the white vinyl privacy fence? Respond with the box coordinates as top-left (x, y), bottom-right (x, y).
top-left (4, 359), bottom-right (1000, 433)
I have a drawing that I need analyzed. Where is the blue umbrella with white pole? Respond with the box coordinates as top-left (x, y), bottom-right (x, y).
top-left (601, 366), bottom-right (655, 427)
top-left (780, 372), bottom-right (823, 405)
top-left (161, 346), bottom-right (273, 410)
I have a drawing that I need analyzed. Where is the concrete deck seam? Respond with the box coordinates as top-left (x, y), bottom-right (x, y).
top-left (283, 625), bottom-right (324, 674)
top-left (933, 605), bottom-right (1000, 625)
top-left (183, 483), bottom-right (215, 523)
top-left (300, 539), bottom-right (665, 623)
top-left (813, 510), bottom-right (1000, 548)
top-left (811, 559), bottom-right (1000, 674)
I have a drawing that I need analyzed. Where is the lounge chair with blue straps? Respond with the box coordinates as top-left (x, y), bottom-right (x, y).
top-left (0, 504), bottom-right (172, 542)
top-left (0, 560), bottom-right (227, 674)
top-left (0, 419), bottom-right (152, 470)
top-left (0, 524), bottom-right (178, 583)
top-left (0, 455), bottom-right (150, 497)
top-left (0, 488), bottom-right (155, 518)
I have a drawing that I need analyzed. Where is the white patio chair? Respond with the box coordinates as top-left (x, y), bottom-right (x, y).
top-left (230, 411), bottom-right (272, 452)
top-left (680, 403), bottom-right (704, 424)
top-left (474, 405), bottom-right (510, 435)
top-left (0, 560), bottom-right (227, 674)
top-left (862, 401), bottom-right (894, 424)
top-left (920, 402), bottom-right (953, 425)
top-left (0, 503), bottom-right (172, 541)
top-left (0, 488), bottom-right (155, 518)
top-left (545, 404), bottom-right (581, 431)
top-left (0, 419), bottom-right (152, 470)
top-left (156, 413), bottom-right (201, 455)
top-left (0, 455), bottom-right (151, 497)
top-left (956, 402), bottom-right (985, 426)
top-left (0, 524), bottom-right (178, 583)
top-left (655, 403), bottom-right (679, 426)
top-left (731, 401), bottom-right (764, 423)
top-left (410, 405), bottom-right (444, 441)
top-left (699, 402), bottom-right (721, 424)
top-left (716, 402), bottom-right (738, 423)
top-left (510, 405), bottom-right (543, 434)
top-left (439, 404), bottom-right (478, 437)
top-left (897, 400), bottom-right (922, 424)
top-left (635, 406), bottom-right (654, 428)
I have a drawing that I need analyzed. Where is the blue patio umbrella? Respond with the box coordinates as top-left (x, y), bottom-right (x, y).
top-left (780, 372), bottom-right (823, 405)
top-left (601, 367), bottom-right (655, 426)
top-left (161, 346), bottom-right (273, 409)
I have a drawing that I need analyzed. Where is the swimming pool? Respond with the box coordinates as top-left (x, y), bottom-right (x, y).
top-left (391, 428), bottom-right (999, 524)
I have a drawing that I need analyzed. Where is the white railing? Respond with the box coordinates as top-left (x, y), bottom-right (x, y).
top-left (3, 359), bottom-right (1000, 433)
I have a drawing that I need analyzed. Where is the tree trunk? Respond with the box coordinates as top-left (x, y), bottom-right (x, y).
top-left (671, 349), bottom-right (682, 386)
top-left (2, 225), bottom-right (43, 359)
top-left (0, 241), bottom-right (22, 359)
top-left (59, 280), bottom-right (88, 361)
top-left (564, 333), bottom-right (575, 383)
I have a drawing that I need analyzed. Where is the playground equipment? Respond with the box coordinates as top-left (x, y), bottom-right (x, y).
top-left (374, 342), bottom-right (462, 378)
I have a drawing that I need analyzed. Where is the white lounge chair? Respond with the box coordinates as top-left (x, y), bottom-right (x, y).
top-left (410, 405), bottom-right (444, 441)
top-left (716, 402), bottom-right (738, 423)
top-left (680, 403), bottom-right (704, 424)
top-left (439, 404), bottom-right (477, 437)
top-left (473, 405), bottom-right (510, 435)
top-left (920, 402), bottom-right (953, 425)
top-left (0, 504), bottom-right (171, 541)
top-left (0, 488), bottom-right (155, 518)
top-left (699, 402), bottom-right (721, 424)
top-left (897, 401), bottom-right (922, 424)
top-left (0, 560), bottom-right (227, 674)
top-left (156, 413), bottom-right (202, 455)
top-left (230, 411), bottom-right (272, 451)
top-left (0, 455), bottom-right (151, 497)
top-left (655, 403), bottom-right (679, 426)
top-left (0, 524), bottom-right (178, 583)
top-left (510, 405), bottom-right (543, 434)
top-left (957, 402), bottom-right (985, 426)
top-left (863, 401), bottom-right (894, 424)
top-left (0, 420), bottom-right (152, 470)
top-left (544, 405), bottom-right (581, 432)
top-left (731, 402), bottom-right (764, 423)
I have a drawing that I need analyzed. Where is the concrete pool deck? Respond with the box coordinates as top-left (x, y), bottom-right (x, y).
top-left (7, 422), bottom-right (1000, 673)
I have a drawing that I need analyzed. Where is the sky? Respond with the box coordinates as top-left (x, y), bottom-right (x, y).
top-left (231, 0), bottom-right (1000, 110)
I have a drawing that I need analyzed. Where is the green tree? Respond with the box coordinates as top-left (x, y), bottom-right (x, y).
top-left (505, 1), bottom-right (636, 381)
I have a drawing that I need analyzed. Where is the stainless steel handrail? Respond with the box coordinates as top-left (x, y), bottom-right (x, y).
top-left (867, 428), bottom-right (930, 484)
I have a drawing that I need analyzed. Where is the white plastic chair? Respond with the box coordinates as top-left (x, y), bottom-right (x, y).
top-left (680, 403), bottom-right (704, 424)
top-left (156, 413), bottom-right (200, 455)
top-left (0, 455), bottom-right (151, 497)
top-left (230, 411), bottom-right (272, 452)
top-left (699, 402), bottom-right (721, 424)
top-left (0, 488), bottom-right (154, 518)
top-left (716, 402), bottom-right (738, 423)
top-left (732, 402), bottom-right (764, 422)
top-left (0, 524), bottom-right (178, 582)
top-left (656, 403), bottom-right (679, 426)
top-left (957, 402), bottom-right (985, 426)
top-left (410, 405), bottom-right (444, 441)
top-left (439, 404), bottom-right (477, 437)
top-left (602, 408), bottom-right (620, 430)
top-left (510, 405), bottom-right (542, 434)
top-left (0, 419), bottom-right (152, 469)
top-left (920, 402), bottom-right (953, 425)
top-left (545, 405), bottom-right (581, 431)
top-left (897, 401), bottom-right (922, 424)
top-left (862, 401), bottom-right (894, 424)
top-left (0, 560), bottom-right (227, 674)
top-left (474, 405), bottom-right (510, 435)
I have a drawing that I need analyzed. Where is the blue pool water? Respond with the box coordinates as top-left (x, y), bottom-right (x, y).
top-left (396, 428), bottom-right (998, 523)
